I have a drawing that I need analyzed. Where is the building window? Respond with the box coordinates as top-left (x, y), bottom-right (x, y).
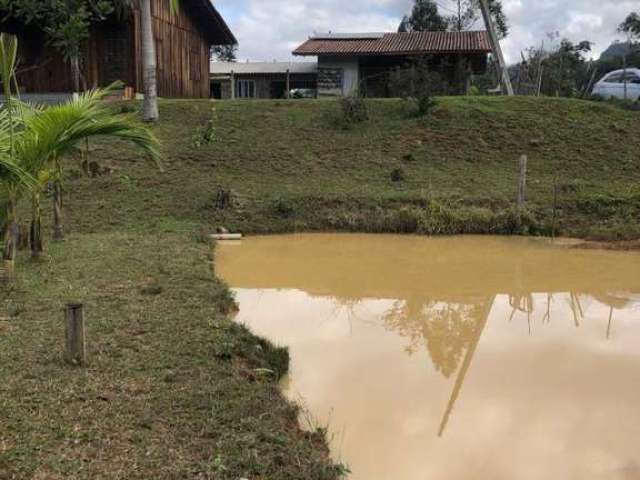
top-left (236, 79), bottom-right (256, 98)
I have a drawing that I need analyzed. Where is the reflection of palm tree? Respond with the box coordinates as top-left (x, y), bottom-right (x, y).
top-left (437, 297), bottom-right (495, 437)
top-left (383, 298), bottom-right (481, 378)
top-left (592, 293), bottom-right (635, 340)
top-left (509, 294), bottom-right (534, 335)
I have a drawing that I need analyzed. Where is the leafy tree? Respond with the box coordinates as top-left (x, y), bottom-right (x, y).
top-left (445, 0), bottom-right (509, 39)
top-left (506, 38), bottom-right (593, 97)
top-left (399, 0), bottom-right (508, 38)
top-left (617, 12), bottom-right (640, 100)
top-left (398, 0), bottom-right (447, 33)
top-left (212, 44), bottom-right (238, 62)
top-left (619, 12), bottom-right (640, 39)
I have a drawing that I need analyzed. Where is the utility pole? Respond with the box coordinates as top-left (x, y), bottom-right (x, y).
top-left (478, 0), bottom-right (514, 96)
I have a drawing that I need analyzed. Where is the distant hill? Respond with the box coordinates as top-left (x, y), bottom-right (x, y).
top-left (600, 41), bottom-right (634, 60)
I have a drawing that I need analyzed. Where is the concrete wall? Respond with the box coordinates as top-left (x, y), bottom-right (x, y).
top-left (317, 56), bottom-right (359, 97)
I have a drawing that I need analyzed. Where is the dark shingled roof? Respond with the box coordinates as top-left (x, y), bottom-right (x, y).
top-left (187, 0), bottom-right (236, 45)
top-left (293, 31), bottom-right (492, 57)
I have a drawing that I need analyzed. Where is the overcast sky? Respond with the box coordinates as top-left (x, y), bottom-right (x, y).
top-left (214, 0), bottom-right (636, 63)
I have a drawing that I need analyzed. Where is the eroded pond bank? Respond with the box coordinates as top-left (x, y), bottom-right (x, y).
top-left (216, 234), bottom-right (640, 480)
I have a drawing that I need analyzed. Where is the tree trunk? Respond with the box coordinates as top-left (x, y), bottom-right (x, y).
top-left (141, 0), bottom-right (159, 122)
top-left (53, 180), bottom-right (64, 241)
top-left (30, 194), bottom-right (43, 258)
top-left (2, 199), bottom-right (18, 280)
top-left (478, 0), bottom-right (513, 96)
top-left (71, 54), bottom-right (81, 94)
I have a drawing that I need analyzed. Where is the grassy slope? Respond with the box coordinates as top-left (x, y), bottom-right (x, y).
top-left (68, 96), bottom-right (640, 240)
top-left (1, 96), bottom-right (639, 479)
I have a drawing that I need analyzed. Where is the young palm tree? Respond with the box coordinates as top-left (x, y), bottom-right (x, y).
top-left (16, 87), bottom-right (162, 249)
top-left (0, 134), bottom-right (36, 277)
top-left (1, 32), bottom-right (161, 278)
top-left (140, 0), bottom-right (179, 122)
top-left (0, 33), bottom-right (34, 278)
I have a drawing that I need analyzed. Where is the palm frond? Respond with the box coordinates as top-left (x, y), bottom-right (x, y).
top-left (16, 86), bottom-right (162, 181)
top-left (0, 153), bottom-right (37, 191)
top-left (169, 0), bottom-right (180, 15)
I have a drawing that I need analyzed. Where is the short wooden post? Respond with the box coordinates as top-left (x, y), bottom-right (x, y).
top-left (517, 155), bottom-right (528, 210)
top-left (230, 70), bottom-right (235, 99)
top-left (64, 304), bottom-right (86, 366)
top-left (285, 69), bottom-right (291, 99)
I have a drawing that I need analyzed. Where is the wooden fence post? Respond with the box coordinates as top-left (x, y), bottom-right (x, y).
top-left (517, 155), bottom-right (528, 210)
top-left (285, 69), bottom-right (291, 99)
top-left (64, 304), bottom-right (86, 366)
top-left (230, 70), bottom-right (235, 100)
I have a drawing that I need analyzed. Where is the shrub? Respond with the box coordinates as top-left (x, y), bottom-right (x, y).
top-left (390, 167), bottom-right (407, 183)
top-left (193, 109), bottom-right (217, 147)
top-left (272, 196), bottom-right (295, 218)
top-left (121, 102), bottom-right (138, 114)
top-left (416, 93), bottom-right (437, 116)
top-left (388, 57), bottom-right (444, 117)
top-left (339, 95), bottom-right (368, 125)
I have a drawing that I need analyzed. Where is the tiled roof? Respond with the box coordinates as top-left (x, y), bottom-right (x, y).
top-left (293, 31), bottom-right (492, 56)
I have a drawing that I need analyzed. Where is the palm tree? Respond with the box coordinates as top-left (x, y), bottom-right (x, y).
top-left (0, 134), bottom-right (36, 278)
top-left (16, 88), bottom-right (161, 249)
top-left (0, 33), bottom-right (161, 279)
top-left (140, 0), bottom-right (180, 122)
top-left (0, 33), bottom-right (34, 279)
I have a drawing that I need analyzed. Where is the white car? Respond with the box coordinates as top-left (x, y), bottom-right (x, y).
top-left (592, 68), bottom-right (640, 101)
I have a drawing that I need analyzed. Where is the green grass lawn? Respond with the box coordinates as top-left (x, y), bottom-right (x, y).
top-left (1, 95), bottom-right (639, 479)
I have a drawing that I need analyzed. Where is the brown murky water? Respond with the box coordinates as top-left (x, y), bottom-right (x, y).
top-left (216, 234), bottom-right (640, 480)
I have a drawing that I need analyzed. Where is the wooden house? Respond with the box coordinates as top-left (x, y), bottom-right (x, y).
top-left (293, 31), bottom-right (491, 97)
top-left (2, 0), bottom-right (235, 98)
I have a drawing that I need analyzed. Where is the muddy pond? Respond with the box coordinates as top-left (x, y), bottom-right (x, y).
top-left (216, 234), bottom-right (640, 480)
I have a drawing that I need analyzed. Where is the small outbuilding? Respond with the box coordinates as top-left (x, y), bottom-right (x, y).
top-left (210, 62), bottom-right (318, 99)
top-left (293, 31), bottom-right (492, 97)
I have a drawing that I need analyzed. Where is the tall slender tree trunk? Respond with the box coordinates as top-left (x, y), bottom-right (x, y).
top-left (71, 54), bottom-right (81, 94)
top-left (141, 0), bottom-right (159, 122)
top-left (2, 198), bottom-right (18, 280)
top-left (30, 194), bottom-right (43, 258)
top-left (53, 180), bottom-right (64, 241)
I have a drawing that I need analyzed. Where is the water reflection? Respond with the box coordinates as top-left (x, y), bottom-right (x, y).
top-left (217, 234), bottom-right (640, 480)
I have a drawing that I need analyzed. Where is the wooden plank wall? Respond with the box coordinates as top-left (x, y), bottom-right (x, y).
top-left (133, 0), bottom-right (210, 98)
top-left (13, 0), bottom-right (211, 98)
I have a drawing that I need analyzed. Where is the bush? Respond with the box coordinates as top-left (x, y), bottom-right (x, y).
top-left (272, 196), bottom-right (295, 218)
top-left (388, 59), bottom-right (443, 117)
top-left (193, 109), bottom-right (217, 148)
top-left (119, 102), bottom-right (138, 114)
top-left (416, 93), bottom-right (437, 116)
top-left (339, 95), bottom-right (369, 125)
top-left (390, 167), bottom-right (407, 183)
